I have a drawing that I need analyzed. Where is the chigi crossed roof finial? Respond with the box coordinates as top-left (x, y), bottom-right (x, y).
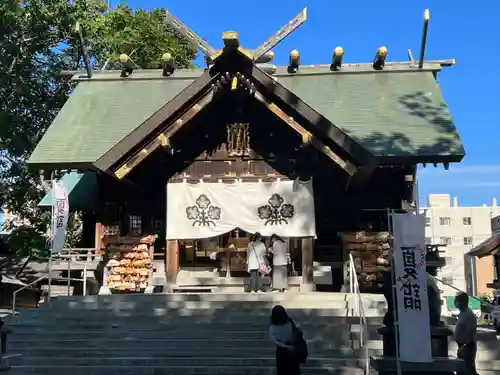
top-left (163, 8), bottom-right (307, 65)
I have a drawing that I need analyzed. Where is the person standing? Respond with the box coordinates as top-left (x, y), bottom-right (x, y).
top-left (271, 234), bottom-right (288, 292)
top-left (454, 291), bottom-right (478, 375)
top-left (246, 232), bottom-right (266, 293)
top-left (269, 305), bottom-right (301, 375)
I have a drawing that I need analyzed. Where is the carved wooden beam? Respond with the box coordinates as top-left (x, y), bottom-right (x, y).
top-left (252, 8), bottom-right (307, 61)
top-left (114, 89), bottom-right (215, 179)
top-left (253, 91), bottom-right (358, 176)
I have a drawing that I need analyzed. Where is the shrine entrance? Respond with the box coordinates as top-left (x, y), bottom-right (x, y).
top-left (178, 230), bottom-right (303, 278)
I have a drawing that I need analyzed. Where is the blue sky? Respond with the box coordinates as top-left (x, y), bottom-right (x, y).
top-left (117, 0), bottom-right (499, 206)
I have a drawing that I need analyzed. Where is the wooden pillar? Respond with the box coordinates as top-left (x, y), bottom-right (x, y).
top-left (166, 239), bottom-right (180, 284)
top-left (95, 223), bottom-right (104, 249)
top-left (301, 237), bottom-right (315, 292)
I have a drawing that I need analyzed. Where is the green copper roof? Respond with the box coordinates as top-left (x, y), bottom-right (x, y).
top-left (28, 67), bottom-right (464, 167)
top-left (28, 77), bottom-right (195, 166)
top-left (38, 172), bottom-right (98, 211)
top-left (278, 70), bottom-right (463, 158)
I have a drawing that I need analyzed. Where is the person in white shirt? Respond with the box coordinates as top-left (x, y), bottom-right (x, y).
top-left (246, 232), bottom-right (267, 293)
top-left (454, 292), bottom-right (478, 375)
top-left (270, 234), bottom-right (289, 292)
top-left (269, 305), bottom-right (301, 375)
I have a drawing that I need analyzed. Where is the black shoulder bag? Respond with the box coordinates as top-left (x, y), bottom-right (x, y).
top-left (290, 319), bottom-right (308, 363)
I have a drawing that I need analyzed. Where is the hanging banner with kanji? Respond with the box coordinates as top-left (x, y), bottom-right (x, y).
top-left (51, 180), bottom-right (69, 254)
top-left (391, 212), bottom-right (432, 363)
top-left (166, 180), bottom-right (316, 239)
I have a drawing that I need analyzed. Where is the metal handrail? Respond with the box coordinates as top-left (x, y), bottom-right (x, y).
top-left (349, 253), bottom-right (370, 375)
top-left (39, 248), bottom-right (103, 263)
top-left (12, 249), bottom-right (95, 313)
top-left (12, 274), bottom-right (49, 313)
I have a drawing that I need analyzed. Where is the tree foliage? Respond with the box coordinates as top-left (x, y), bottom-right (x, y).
top-left (0, 0), bottom-right (197, 257)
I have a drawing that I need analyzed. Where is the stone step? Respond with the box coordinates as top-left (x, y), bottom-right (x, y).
top-left (9, 308), bottom-right (384, 319)
top-left (12, 328), bottom-right (496, 345)
top-left (7, 365), bottom-right (365, 375)
top-left (7, 347), bottom-right (360, 358)
top-left (52, 291), bottom-right (352, 300)
top-left (5, 319), bottom-right (369, 328)
top-left (45, 302), bottom-right (384, 311)
top-left (11, 356), bottom-right (500, 371)
top-left (8, 345), bottom-right (499, 362)
top-left (7, 338), bottom-right (357, 350)
top-left (40, 301), bottom-right (355, 310)
top-left (8, 338), bottom-right (499, 359)
top-left (50, 292), bottom-right (386, 305)
top-left (5, 316), bottom-right (385, 327)
top-left (12, 357), bottom-right (368, 367)
top-left (7, 328), bottom-right (355, 340)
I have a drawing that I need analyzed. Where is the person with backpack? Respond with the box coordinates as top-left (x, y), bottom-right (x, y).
top-left (269, 305), bottom-right (307, 375)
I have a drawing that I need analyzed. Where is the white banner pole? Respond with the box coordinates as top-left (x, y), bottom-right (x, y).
top-left (48, 175), bottom-right (55, 304)
top-left (48, 174), bottom-right (70, 304)
top-left (387, 209), bottom-right (402, 375)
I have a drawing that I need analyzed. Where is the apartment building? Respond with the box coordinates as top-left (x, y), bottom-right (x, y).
top-left (420, 194), bottom-right (500, 296)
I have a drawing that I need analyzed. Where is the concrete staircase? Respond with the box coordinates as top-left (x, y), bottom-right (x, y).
top-left (6, 292), bottom-right (385, 375)
top-left (4, 292), bottom-right (500, 374)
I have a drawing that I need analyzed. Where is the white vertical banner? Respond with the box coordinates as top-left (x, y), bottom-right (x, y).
top-left (391, 213), bottom-right (432, 362)
top-left (51, 181), bottom-right (69, 254)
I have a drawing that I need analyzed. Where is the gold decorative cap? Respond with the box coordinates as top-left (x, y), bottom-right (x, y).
top-left (334, 46), bottom-right (344, 56)
top-left (222, 31), bottom-right (239, 40)
top-left (378, 46), bottom-right (388, 56)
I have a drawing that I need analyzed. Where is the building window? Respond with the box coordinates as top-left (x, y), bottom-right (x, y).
top-left (440, 237), bottom-right (452, 245)
top-left (439, 217), bottom-right (451, 226)
top-left (425, 217), bottom-right (431, 227)
top-left (128, 215), bottom-right (142, 236)
top-left (463, 217), bottom-right (472, 225)
top-left (425, 237), bottom-right (432, 244)
top-left (444, 256), bottom-right (454, 266)
top-left (463, 237), bottom-right (473, 245)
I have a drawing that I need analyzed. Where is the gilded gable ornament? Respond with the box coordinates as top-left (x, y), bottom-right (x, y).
top-left (226, 123), bottom-right (250, 157)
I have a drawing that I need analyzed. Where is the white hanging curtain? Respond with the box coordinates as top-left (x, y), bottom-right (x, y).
top-left (166, 180), bottom-right (316, 240)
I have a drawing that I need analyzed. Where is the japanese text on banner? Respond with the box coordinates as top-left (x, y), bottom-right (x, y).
top-left (392, 213), bottom-right (432, 363)
top-left (51, 181), bottom-right (69, 254)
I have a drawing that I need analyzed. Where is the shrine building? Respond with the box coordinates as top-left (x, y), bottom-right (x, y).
top-left (27, 9), bottom-right (465, 293)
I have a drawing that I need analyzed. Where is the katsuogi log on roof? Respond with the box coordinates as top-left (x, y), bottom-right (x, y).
top-left (28, 7), bottom-right (464, 180)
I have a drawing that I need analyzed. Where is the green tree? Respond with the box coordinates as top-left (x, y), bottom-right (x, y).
top-left (0, 0), bottom-right (197, 258)
top-left (84, 6), bottom-right (197, 70)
